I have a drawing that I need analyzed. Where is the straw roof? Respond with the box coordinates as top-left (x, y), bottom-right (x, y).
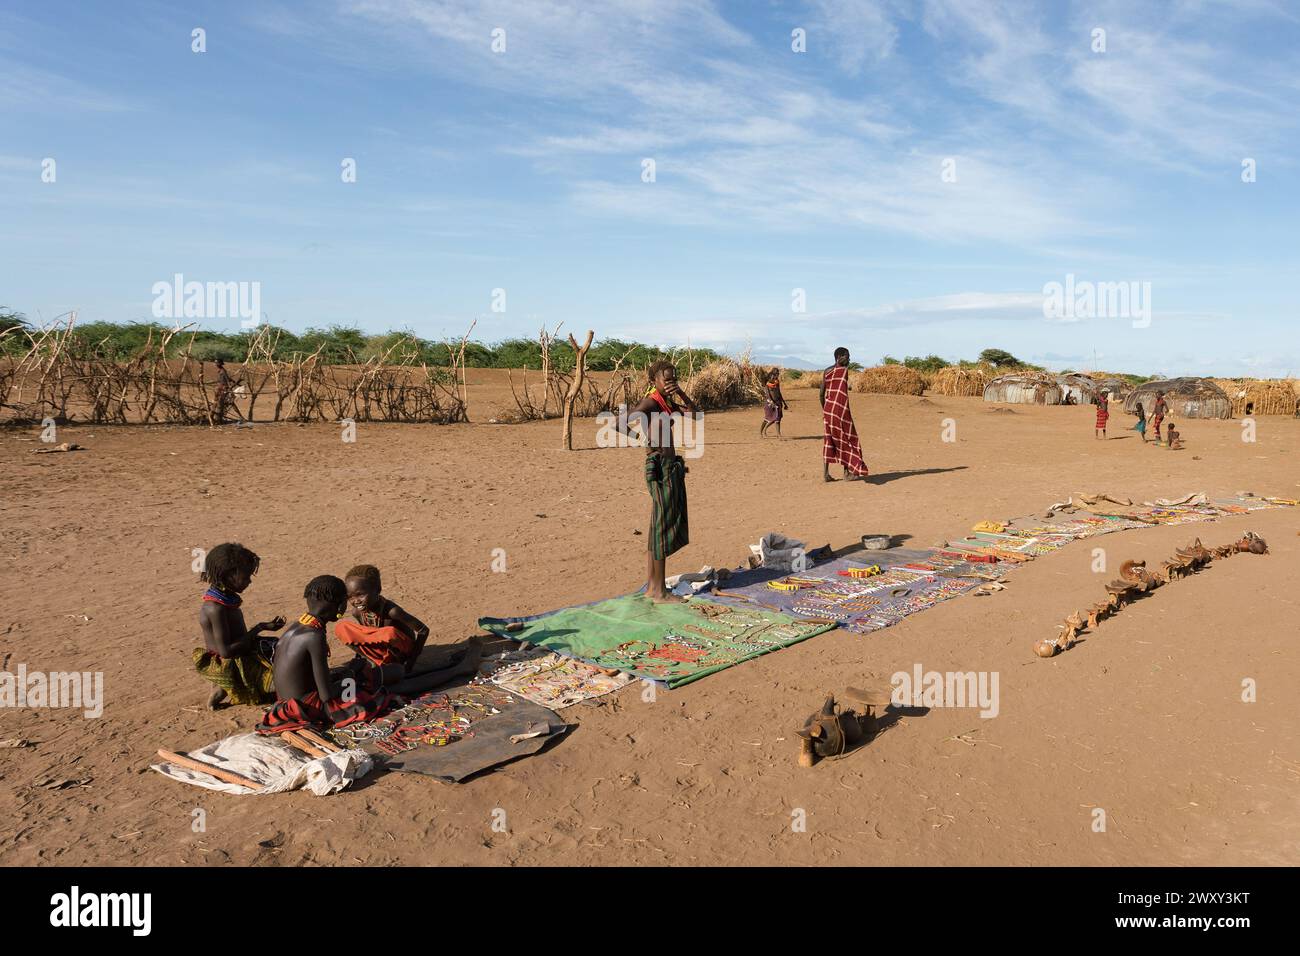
top-left (683, 359), bottom-right (764, 410)
top-left (929, 366), bottom-right (989, 397)
top-left (1123, 377), bottom-right (1231, 419)
top-left (854, 365), bottom-right (926, 395)
top-left (1228, 379), bottom-right (1299, 416)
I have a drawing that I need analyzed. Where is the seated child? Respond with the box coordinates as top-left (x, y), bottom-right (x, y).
top-left (256, 575), bottom-right (396, 734)
top-left (334, 563), bottom-right (481, 695)
top-left (336, 565), bottom-right (429, 673)
top-left (1166, 421), bottom-right (1184, 449)
top-left (195, 543), bottom-right (284, 708)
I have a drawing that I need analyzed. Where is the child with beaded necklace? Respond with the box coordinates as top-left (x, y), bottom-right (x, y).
top-left (257, 575), bottom-right (396, 734)
top-left (195, 542), bottom-right (284, 709)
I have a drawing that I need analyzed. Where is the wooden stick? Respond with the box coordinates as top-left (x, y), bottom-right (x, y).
top-left (561, 330), bottom-right (594, 450)
top-left (156, 749), bottom-right (264, 791)
top-left (296, 728), bottom-right (341, 753)
top-left (281, 731), bottom-right (327, 758)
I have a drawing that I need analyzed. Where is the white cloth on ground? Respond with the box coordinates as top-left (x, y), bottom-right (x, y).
top-left (150, 733), bottom-right (373, 796)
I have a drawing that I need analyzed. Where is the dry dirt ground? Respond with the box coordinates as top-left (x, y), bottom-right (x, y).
top-left (2, 371), bottom-right (1298, 866)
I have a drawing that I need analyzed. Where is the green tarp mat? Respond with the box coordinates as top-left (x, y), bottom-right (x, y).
top-left (478, 593), bottom-right (835, 688)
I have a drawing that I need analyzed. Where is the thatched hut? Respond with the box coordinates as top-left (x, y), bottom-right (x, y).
top-left (983, 372), bottom-right (1063, 405)
top-left (1231, 379), bottom-right (1299, 416)
top-left (854, 365), bottom-right (926, 395)
top-left (1213, 379), bottom-right (1250, 416)
top-left (929, 366), bottom-right (989, 397)
top-left (684, 359), bottom-right (764, 410)
top-left (1123, 377), bottom-right (1231, 420)
top-left (1056, 373), bottom-right (1100, 405)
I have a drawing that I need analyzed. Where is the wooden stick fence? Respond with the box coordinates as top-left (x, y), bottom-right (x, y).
top-left (0, 317), bottom-right (471, 426)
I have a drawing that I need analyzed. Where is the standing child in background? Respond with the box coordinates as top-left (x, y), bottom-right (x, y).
top-left (213, 358), bottom-right (244, 424)
top-left (760, 369), bottom-right (788, 438)
top-left (1133, 402), bottom-right (1148, 443)
top-left (820, 347), bottom-right (869, 482)
top-left (1094, 393), bottom-right (1109, 439)
top-left (195, 543), bottom-right (284, 709)
top-left (1151, 391), bottom-right (1168, 444)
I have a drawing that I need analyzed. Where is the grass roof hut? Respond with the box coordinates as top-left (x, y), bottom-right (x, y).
top-left (684, 359), bottom-right (764, 410)
top-left (854, 365), bottom-right (927, 395)
top-left (1122, 377), bottom-right (1231, 420)
top-left (983, 371), bottom-right (1063, 405)
top-left (929, 366), bottom-right (989, 397)
top-left (1233, 379), bottom-right (1299, 416)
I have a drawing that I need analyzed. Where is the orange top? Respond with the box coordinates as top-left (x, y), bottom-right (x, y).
top-left (334, 619), bottom-right (415, 667)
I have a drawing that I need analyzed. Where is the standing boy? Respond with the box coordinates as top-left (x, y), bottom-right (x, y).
top-left (622, 361), bottom-right (698, 602)
top-left (760, 368), bottom-right (788, 438)
top-left (819, 347), bottom-right (868, 482)
top-left (213, 358), bottom-right (241, 424)
top-left (1095, 393), bottom-right (1109, 439)
top-left (1151, 391), bottom-right (1168, 444)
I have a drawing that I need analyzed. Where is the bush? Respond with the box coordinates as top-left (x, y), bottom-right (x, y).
top-left (903, 354), bottom-right (951, 373)
top-left (188, 340), bottom-right (238, 362)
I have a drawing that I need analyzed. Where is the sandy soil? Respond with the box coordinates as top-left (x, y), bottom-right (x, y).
top-left (2, 371), bottom-right (1297, 866)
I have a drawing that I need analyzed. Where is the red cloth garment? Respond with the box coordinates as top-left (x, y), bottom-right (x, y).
top-left (821, 366), bottom-right (868, 475)
top-left (1095, 406), bottom-right (1109, 428)
top-left (335, 619), bottom-right (415, 668)
top-left (647, 388), bottom-right (677, 416)
top-left (255, 684), bottom-right (395, 734)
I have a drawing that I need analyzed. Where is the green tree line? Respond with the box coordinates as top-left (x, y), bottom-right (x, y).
top-left (0, 312), bottom-right (1153, 383)
top-left (0, 312), bottom-right (725, 373)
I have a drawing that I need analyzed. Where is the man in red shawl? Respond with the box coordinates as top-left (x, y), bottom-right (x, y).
top-left (819, 347), bottom-right (869, 482)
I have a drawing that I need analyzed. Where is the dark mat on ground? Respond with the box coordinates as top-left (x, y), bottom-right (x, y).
top-left (376, 691), bottom-right (568, 784)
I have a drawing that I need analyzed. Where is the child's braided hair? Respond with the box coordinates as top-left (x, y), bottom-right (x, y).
top-left (200, 543), bottom-right (260, 591)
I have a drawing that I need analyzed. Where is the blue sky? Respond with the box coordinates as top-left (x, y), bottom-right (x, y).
top-left (2, 0), bottom-right (1297, 375)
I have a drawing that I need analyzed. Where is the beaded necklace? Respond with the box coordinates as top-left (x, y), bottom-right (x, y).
top-left (202, 586), bottom-right (242, 607)
top-left (298, 612), bottom-right (325, 631)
